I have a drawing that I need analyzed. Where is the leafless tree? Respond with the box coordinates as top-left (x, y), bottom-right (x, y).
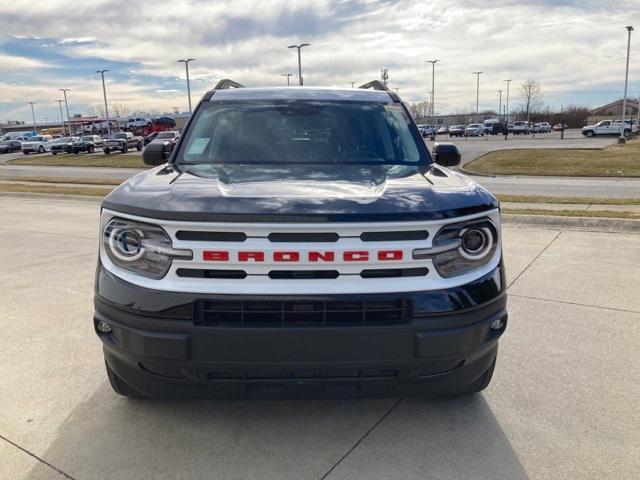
top-left (407, 100), bottom-right (432, 122)
top-left (520, 79), bottom-right (542, 123)
top-left (111, 103), bottom-right (131, 118)
top-left (86, 104), bottom-right (105, 118)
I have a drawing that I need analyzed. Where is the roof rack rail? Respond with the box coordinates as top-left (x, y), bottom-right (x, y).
top-left (214, 79), bottom-right (245, 90)
top-left (358, 80), bottom-right (389, 91)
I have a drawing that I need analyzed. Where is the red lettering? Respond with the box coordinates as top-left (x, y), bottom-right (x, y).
top-left (308, 251), bottom-right (335, 262)
top-left (344, 251), bottom-right (369, 261)
top-left (238, 251), bottom-right (265, 262)
top-left (274, 251), bottom-right (300, 262)
top-left (378, 250), bottom-right (403, 261)
top-left (203, 251), bottom-right (229, 262)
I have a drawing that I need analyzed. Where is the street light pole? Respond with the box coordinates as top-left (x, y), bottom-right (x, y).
top-left (178, 59), bottom-right (195, 113)
top-left (28, 101), bottom-right (37, 134)
top-left (498, 90), bottom-right (503, 121)
top-left (620, 26), bottom-right (634, 143)
top-left (55, 100), bottom-right (65, 133)
top-left (282, 73), bottom-right (292, 86)
top-left (503, 79), bottom-right (512, 123)
top-left (96, 69), bottom-right (111, 135)
top-left (350, 82), bottom-right (355, 88)
top-left (427, 60), bottom-right (439, 124)
top-left (472, 72), bottom-right (483, 120)
top-left (288, 43), bottom-right (310, 86)
top-left (59, 89), bottom-right (71, 135)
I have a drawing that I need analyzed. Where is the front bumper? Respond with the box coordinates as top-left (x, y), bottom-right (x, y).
top-left (95, 264), bottom-right (507, 398)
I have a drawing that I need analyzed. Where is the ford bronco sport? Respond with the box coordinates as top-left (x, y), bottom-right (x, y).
top-left (95, 80), bottom-right (507, 399)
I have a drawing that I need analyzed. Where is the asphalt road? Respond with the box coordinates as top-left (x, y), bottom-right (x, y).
top-left (1, 196), bottom-right (639, 480)
top-left (0, 132), bottom-right (637, 198)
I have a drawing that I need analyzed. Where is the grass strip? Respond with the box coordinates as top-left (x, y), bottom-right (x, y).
top-left (0, 183), bottom-right (113, 197)
top-left (496, 195), bottom-right (640, 205)
top-left (0, 176), bottom-right (121, 186)
top-left (466, 141), bottom-right (640, 177)
top-left (8, 153), bottom-right (145, 168)
top-left (502, 208), bottom-right (640, 220)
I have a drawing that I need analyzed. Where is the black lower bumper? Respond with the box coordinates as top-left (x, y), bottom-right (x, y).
top-left (95, 265), bottom-right (507, 399)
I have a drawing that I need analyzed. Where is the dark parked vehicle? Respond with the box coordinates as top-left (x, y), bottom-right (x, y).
top-left (143, 132), bottom-right (159, 146)
top-left (72, 135), bottom-right (103, 154)
top-left (103, 132), bottom-right (143, 154)
top-left (488, 123), bottom-right (508, 135)
top-left (448, 125), bottom-right (465, 137)
top-left (153, 116), bottom-right (177, 127)
top-left (51, 136), bottom-right (78, 155)
top-left (148, 130), bottom-right (180, 150)
top-left (95, 80), bottom-right (506, 399)
top-left (0, 140), bottom-right (22, 153)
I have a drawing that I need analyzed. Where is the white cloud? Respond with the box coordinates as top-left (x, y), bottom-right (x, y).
top-left (0, 53), bottom-right (49, 70)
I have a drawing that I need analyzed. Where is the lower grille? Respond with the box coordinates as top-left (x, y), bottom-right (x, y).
top-left (193, 299), bottom-right (412, 327)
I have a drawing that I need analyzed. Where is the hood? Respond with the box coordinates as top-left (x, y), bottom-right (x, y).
top-left (103, 163), bottom-right (498, 222)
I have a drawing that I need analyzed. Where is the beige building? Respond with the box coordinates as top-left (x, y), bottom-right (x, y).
top-left (587, 99), bottom-right (639, 124)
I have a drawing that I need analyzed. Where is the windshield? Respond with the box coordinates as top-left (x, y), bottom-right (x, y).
top-left (156, 132), bottom-right (176, 139)
top-left (177, 100), bottom-right (426, 166)
top-left (54, 137), bottom-right (72, 143)
top-left (80, 136), bottom-right (94, 141)
top-left (468, 124), bottom-right (482, 128)
top-left (29, 136), bottom-right (43, 141)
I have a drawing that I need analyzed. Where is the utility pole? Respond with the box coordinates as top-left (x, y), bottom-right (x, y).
top-left (349, 82), bottom-right (355, 88)
top-left (282, 73), bottom-right (292, 86)
top-left (620, 26), bottom-right (634, 143)
top-left (498, 90), bottom-right (503, 121)
top-left (288, 43), bottom-right (310, 86)
top-left (59, 88), bottom-right (72, 135)
top-left (28, 102), bottom-right (37, 133)
top-left (427, 59), bottom-right (439, 124)
top-left (177, 59), bottom-right (195, 113)
top-left (472, 72), bottom-right (482, 120)
top-left (503, 79), bottom-right (512, 123)
top-left (55, 100), bottom-right (65, 134)
top-left (381, 68), bottom-right (389, 85)
top-left (96, 69), bottom-right (111, 135)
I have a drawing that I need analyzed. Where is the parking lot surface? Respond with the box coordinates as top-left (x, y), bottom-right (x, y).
top-left (0, 195), bottom-right (638, 480)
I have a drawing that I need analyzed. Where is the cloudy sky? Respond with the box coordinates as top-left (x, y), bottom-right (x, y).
top-left (0, 0), bottom-right (639, 123)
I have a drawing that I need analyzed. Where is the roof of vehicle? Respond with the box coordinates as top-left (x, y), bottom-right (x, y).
top-left (208, 86), bottom-right (396, 103)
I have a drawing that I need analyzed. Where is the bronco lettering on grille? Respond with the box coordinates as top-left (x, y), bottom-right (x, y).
top-left (202, 250), bottom-right (404, 262)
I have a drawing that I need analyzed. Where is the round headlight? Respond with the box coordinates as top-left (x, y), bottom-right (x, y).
top-left (459, 227), bottom-right (493, 260)
top-left (108, 227), bottom-right (145, 261)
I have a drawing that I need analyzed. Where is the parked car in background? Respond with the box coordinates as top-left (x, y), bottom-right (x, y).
top-left (126, 117), bottom-right (152, 129)
top-left (552, 123), bottom-right (568, 131)
top-left (0, 139), bottom-right (23, 153)
top-left (582, 120), bottom-right (631, 138)
top-left (2, 131), bottom-right (35, 141)
top-left (72, 135), bottom-right (103, 154)
top-left (21, 135), bottom-right (53, 154)
top-left (147, 131), bottom-right (180, 153)
top-left (417, 124), bottom-right (436, 137)
top-left (436, 126), bottom-right (448, 135)
top-left (613, 119), bottom-right (638, 134)
top-left (143, 132), bottom-right (160, 146)
top-left (448, 125), bottom-right (466, 137)
top-left (153, 116), bottom-right (177, 128)
top-left (50, 136), bottom-right (78, 155)
top-left (103, 132), bottom-right (143, 154)
top-left (488, 123), bottom-right (508, 135)
top-left (533, 122), bottom-right (551, 133)
top-left (482, 119), bottom-right (499, 133)
top-left (465, 124), bottom-right (485, 136)
top-left (511, 121), bottom-right (530, 135)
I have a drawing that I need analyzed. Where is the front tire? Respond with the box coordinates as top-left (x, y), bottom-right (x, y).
top-left (585, 130), bottom-right (595, 138)
top-left (122, 145), bottom-right (128, 153)
top-left (52, 151), bottom-right (57, 156)
top-left (38, 146), bottom-right (45, 153)
top-left (136, 142), bottom-right (142, 151)
top-left (104, 148), bottom-right (111, 155)
top-left (88, 145), bottom-right (95, 153)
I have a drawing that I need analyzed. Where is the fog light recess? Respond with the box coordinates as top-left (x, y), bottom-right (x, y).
top-left (490, 318), bottom-right (505, 330)
top-left (97, 320), bottom-right (112, 333)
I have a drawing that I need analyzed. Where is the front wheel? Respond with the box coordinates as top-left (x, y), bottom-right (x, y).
top-left (52, 151), bottom-right (57, 156)
top-left (88, 145), bottom-right (95, 153)
top-left (104, 148), bottom-right (111, 155)
top-left (136, 142), bottom-right (142, 151)
top-left (38, 146), bottom-right (45, 153)
top-left (23, 151), bottom-right (29, 155)
top-left (585, 130), bottom-right (595, 138)
top-left (121, 145), bottom-right (128, 153)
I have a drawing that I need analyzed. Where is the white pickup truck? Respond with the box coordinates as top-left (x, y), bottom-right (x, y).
top-left (582, 120), bottom-right (634, 137)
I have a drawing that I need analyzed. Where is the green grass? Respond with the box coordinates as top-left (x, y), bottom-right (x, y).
top-left (465, 140), bottom-right (640, 177)
top-left (496, 195), bottom-right (640, 205)
top-left (1, 176), bottom-right (121, 186)
top-left (0, 183), bottom-right (114, 197)
top-left (502, 208), bottom-right (640, 219)
top-left (8, 153), bottom-right (146, 168)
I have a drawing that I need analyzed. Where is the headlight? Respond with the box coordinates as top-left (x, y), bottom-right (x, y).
top-left (413, 218), bottom-right (498, 278)
top-left (102, 218), bottom-right (192, 279)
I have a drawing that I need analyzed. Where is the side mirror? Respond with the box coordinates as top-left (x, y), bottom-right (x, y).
top-left (143, 142), bottom-right (168, 166)
top-left (432, 143), bottom-right (461, 167)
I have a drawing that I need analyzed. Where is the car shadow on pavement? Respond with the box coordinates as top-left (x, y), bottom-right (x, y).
top-left (24, 383), bottom-right (528, 480)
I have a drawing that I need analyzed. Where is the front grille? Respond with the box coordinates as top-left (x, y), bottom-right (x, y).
top-left (193, 299), bottom-right (412, 327)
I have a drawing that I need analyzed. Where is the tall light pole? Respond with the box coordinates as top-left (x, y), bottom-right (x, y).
top-left (503, 79), bottom-right (512, 123)
top-left (55, 100), bottom-right (65, 133)
top-left (288, 43), bottom-right (310, 86)
top-left (59, 88), bottom-right (71, 135)
top-left (27, 101), bottom-right (37, 134)
top-left (96, 69), bottom-right (111, 135)
top-left (472, 72), bottom-right (483, 120)
top-left (350, 82), bottom-right (355, 88)
top-left (177, 59), bottom-right (195, 113)
top-left (498, 90), bottom-right (503, 121)
top-left (427, 59), bottom-right (439, 124)
top-left (620, 26), bottom-right (634, 143)
top-left (282, 73), bottom-right (292, 86)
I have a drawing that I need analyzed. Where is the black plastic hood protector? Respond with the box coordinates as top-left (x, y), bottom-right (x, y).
top-left (102, 164), bottom-right (499, 222)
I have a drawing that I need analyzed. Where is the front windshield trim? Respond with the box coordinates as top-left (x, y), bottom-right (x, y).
top-left (172, 99), bottom-right (431, 168)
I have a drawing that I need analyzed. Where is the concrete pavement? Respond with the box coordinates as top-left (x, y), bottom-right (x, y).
top-left (0, 195), bottom-right (638, 480)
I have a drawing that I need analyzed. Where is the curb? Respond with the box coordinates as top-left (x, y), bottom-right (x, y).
top-left (502, 213), bottom-right (640, 233)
